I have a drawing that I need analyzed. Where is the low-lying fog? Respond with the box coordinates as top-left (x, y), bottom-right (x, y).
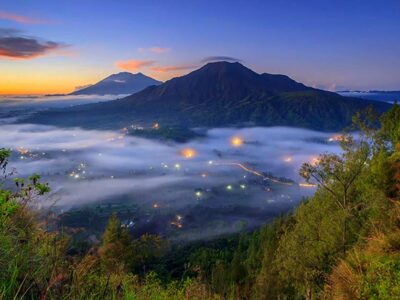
top-left (0, 96), bottom-right (343, 240)
top-left (0, 94), bottom-right (120, 124)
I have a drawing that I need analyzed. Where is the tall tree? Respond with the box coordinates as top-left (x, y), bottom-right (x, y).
top-left (99, 213), bottom-right (133, 272)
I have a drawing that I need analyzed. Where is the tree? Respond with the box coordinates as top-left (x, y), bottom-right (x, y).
top-left (99, 213), bottom-right (133, 272)
top-left (0, 149), bottom-right (66, 299)
top-left (300, 135), bottom-right (370, 253)
top-left (131, 234), bottom-right (166, 274)
top-left (275, 192), bottom-right (343, 299)
top-left (380, 103), bottom-right (400, 147)
top-left (230, 249), bottom-right (247, 298)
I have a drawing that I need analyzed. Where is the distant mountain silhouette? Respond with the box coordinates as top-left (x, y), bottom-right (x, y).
top-left (339, 90), bottom-right (400, 104)
top-left (70, 72), bottom-right (161, 95)
top-left (27, 62), bottom-right (390, 131)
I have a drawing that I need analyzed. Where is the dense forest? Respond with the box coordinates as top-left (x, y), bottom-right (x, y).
top-left (1, 104), bottom-right (399, 299)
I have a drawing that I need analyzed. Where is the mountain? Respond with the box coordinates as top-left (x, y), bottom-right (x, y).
top-left (70, 72), bottom-right (162, 95)
top-left (339, 90), bottom-right (400, 104)
top-left (26, 62), bottom-right (390, 130)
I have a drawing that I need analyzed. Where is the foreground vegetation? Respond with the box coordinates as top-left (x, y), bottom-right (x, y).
top-left (1, 104), bottom-right (399, 299)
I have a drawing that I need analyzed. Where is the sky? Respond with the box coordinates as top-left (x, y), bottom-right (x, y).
top-left (0, 0), bottom-right (399, 94)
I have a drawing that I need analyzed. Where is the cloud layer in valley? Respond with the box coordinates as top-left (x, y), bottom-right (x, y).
top-left (1, 123), bottom-right (341, 210)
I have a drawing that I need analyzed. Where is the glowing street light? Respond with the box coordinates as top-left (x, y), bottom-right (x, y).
top-left (230, 136), bottom-right (243, 147)
top-left (180, 148), bottom-right (196, 159)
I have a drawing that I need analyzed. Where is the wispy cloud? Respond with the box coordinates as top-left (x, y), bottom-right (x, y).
top-left (138, 47), bottom-right (171, 54)
top-left (201, 56), bottom-right (242, 63)
top-left (150, 64), bottom-right (197, 73)
top-left (149, 47), bottom-right (170, 54)
top-left (0, 28), bottom-right (67, 60)
top-left (310, 83), bottom-right (340, 92)
top-left (0, 11), bottom-right (49, 24)
top-left (115, 59), bottom-right (155, 72)
top-left (74, 84), bottom-right (93, 92)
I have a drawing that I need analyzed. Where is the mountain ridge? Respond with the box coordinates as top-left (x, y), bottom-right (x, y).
top-left (25, 61), bottom-right (391, 131)
top-left (70, 72), bottom-right (162, 95)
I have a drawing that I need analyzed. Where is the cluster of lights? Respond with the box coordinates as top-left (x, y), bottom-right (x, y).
top-left (224, 184), bottom-right (247, 191)
top-left (125, 122), bottom-right (160, 133)
top-left (16, 146), bottom-right (29, 155)
top-left (328, 134), bottom-right (346, 142)
top-left (170, 215), bottom-right (183, 228)
top-left (122, 220), bottom-right (135, 228)
top-left (106, 127), bottom-right (128, 142)
top-left (69, 162), bottom-right (87, 180)
top-left (16, 147), bottom-right (46, 160)
top-left (127, 122), bottom-right (160, 131)
top-left (131, 124), bottom-right (144, 130)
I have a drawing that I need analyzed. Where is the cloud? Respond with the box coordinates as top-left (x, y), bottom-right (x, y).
top-left (74, 84), bottom-right (92, 92)
top-left (150, 64), bottom-right (197, 73)
top-left (0, 28), bottom-right (67, 59)
top-left (0, 11), bottom-right (49, 24)
top-left (115, 59), bottom-right (155, 72)
top-left (138, 47), bottom-right (171, 54)
top-left (0, 110), bottom-right (344, 239)
top-left (310, 83), bottom-right (341, 92)
top-left (0, 120), bottom-right (341, 209)
top-left (149, 47), bottom-right (170, 54)
top-left (201, 56), bottom-right (242, 63)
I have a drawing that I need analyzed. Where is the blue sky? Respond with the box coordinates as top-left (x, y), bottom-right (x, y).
top-left (0, 0), bottom-right (399, 94)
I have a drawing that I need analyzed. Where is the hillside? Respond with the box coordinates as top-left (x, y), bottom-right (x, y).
top-left (25, 62), bottom-right (390, 131)
top-left (1, 105), bottom-right (399, 299)
top-left (70, 72), bottom-right (162, 95)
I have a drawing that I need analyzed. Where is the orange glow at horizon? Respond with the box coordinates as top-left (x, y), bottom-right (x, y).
top-left (0, 71), bottom-right (108, 95)
top-left (0, 69), bottom-right (171, 95)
